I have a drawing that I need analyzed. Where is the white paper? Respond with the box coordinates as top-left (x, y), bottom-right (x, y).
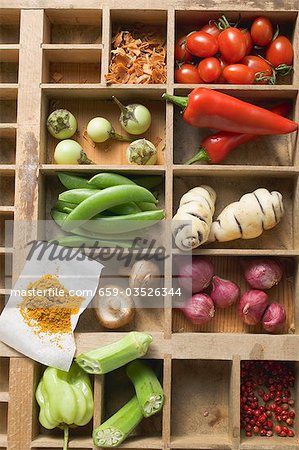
top-left (0, 242), bottom-right (103, 371)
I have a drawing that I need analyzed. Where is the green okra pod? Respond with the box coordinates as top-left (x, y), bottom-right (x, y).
top-left (76, 332), bottom-right (152, 375)
top-left (93, 396), bottom-right (143, 448)
top-left (61, 185), bottom-right (157, 232)
top-left (126, 360), bottom-right (164, 418)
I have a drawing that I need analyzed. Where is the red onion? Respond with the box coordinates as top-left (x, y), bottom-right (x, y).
top-left (262, 303), bottom-right (286, 333)
top-left (180, 293), bottom-right (215, 325)
top-left (239, 290), bottom-right (269, 325)
top-left (211, 276), bottom-right (240, 309)
top-left (176, 256), bottom-right (214, 294)
top-left (243, 258), bottom-right (283, 290)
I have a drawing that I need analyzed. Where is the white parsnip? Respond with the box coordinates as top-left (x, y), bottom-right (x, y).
top-left (209, 188), bottom-right (284, 243)
top-left (172, 185), bottom-right (216, 251)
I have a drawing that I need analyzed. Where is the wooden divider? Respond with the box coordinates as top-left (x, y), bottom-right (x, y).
top-left (0, 1), bottom-right (298, 450)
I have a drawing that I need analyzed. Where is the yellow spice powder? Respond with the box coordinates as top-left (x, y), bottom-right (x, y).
top-left (19, 274), bottom-right (84, 335)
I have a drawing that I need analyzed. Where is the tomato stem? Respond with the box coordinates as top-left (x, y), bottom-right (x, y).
top-left (162, 93), bottom-right (188, 110)
top-left (185, 147), bottom-right (210, 165)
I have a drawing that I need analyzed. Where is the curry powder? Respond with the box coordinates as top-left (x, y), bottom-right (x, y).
top-left (19, 274), bottom-right (84, 335)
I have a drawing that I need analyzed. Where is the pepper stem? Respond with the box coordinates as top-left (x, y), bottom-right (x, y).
top-left (63, 425), bottom-right (69, 450)
top-left (162, 93), bottom-right (188, 110)
top-left (185, 147), bottom-right (210, 165)
top-left (112, 96), bottom-right (127, 113)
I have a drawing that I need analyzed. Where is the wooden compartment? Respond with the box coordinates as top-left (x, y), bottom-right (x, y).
top-left (41, 88), bottom-right (166, 165)
top-left (172, 256), bottom-right (295, 334)
top-left (0, 100), bottom-right (17, 123)
top-left (173, 173), bottom-right (296, 250)
top-left (107, 9), bottom-right (168, 85)
top-left (0, 254), bottom-right (12, 290)
top-left (240, 360), bottom-right (299, 448)
top-left (0, 214), bottom-right (13, 247)
top-left (42, 46), bottom-right (101, 84)
top-left (173, 89), bottom-right (298, 166)
top-left (0, 9), bottom-right (20, 44)
top-left (171, 359), bottom-right (233, 448)
top-left (0, 47), bottom-right (19, 84)
top-left (175, 10), bottom-right (298, 86)
top-left (0, 175), bottom-right (14, 207)
top-left (44, 10), bottom-right (102, 44)
top-left (0, 132), bottom-right (16, 164)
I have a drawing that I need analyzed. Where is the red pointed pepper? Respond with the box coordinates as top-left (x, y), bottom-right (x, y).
top-left (163, 88), bottom-right (297, 135)
top-left (185, 103), bottom-right (292, 164)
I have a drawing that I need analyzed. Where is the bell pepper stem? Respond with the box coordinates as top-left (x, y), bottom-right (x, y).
top-left (162, 93), bottom-right (188, 110)
top-left (63, 425), bottom-right (69, 450)
top-left (185, 147), bottom-right (211, 165)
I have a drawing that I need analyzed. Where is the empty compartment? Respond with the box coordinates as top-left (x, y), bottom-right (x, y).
top-left (240, 360), bottom-right (298, 447)
top-left (103, 360), bottom-right (163, 444)
top-left (0, 254), bottom-right (12, 290)
top-left (0, 131), bottom-right (16, 163)
top-left (173, 174), bottom-right (295, 250)
top-left (173, 89), bottom-right (298, 166)
top-left (172, 256), bottom-right (295, 334)
top-left (42, 89), bottom-right (166, 164)
top-left (44, 9), bottom-right (102, 44)
top-left (0, 358), bottom-right (9, 393)
top-left (42, 46), bottom-right (101, 84)
top-left (0, 47), bottom-right (19, 83)
top-left (0, 403), bottom-right (8, 435)
top-left (0, 9), bottom-right (20, 44)
top-left (107, 10), bottom-right (167, 84)
top-left (171, 359), bottom-right (232, 447)
top-left (0, 99), bottom-right (17, 123)
top-left (0, 214), bottom-right (13, 247)
top-left (175, 10), bottom-right (297, 85)
top-left (0, 175), bottom-right (15, 206)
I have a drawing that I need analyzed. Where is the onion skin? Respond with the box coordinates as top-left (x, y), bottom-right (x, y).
top-left (176, 256), bottom-right (214, 294)
top-left (180, 293), bottom-right (215, 325)
top-left (243, 258), bottom-right (283, 290)
top-left (211, 276), bottom-right (240, 309)
top-left (239, 290), bottom-right (269, 326)
top-left (262, 303), bottom-right (286, 333)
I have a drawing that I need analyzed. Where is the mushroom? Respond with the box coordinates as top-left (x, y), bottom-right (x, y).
top-left (129, 260), bottom-right (161, 291)
top-left (94, 285), bottom-right (135, 329)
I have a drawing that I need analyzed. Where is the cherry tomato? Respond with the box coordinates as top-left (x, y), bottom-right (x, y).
top-left (175, 36), bottom-right (193, 63)
top-left (186, 31), bottom-right (219, 58)
top-left (223, 64), bottom-right (255, 84)
top-left (241, 29), bottom-right (253, 55)
top-left (266, 36), bottom-right (294, 67)
top-left (218, 57), bottom-right (229, 83)
top-left (218, 28), bottom-right (247, 63)
top-left (242, 55), bottom-right (273, 84)
top-left (198, 57), bottom-right (221, 83)
top-left (251, 16), bottom-right (273, 46)
top-left (201, 22), bottom-right (221, 38)
top-left (175, 64), bottom-right (203, 84)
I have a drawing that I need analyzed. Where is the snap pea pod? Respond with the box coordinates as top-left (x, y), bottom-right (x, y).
top-left (55, 198), bottom-right (140, 216)
top-left (57, 172), bottom-right (95, 190)
top-left (61, 185), bottom-right (157, 232)
top-left (50, 235), bottom-right (133, 248)
top-left (81, 209), bottom-right (165, 234)
top-left (138, 201), bottom-right (158, 211)
top-left (59, 188), bottom-right (101, 204)
top-left (51, 210), bottom-right (145, 241)
top-left (131, 175), bottom-right (162, 190)
top-left (88, 172), bottom-right (135, 189)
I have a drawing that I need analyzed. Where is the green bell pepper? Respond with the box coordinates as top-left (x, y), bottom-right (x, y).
top-left (36, 362), bottom-right (94, 450)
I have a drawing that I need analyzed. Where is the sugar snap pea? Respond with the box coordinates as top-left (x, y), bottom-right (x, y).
top-left (50, 235), bottom-right (133, 248)
top-left (57, 172), bottom-right (96, 190)
top-left (138, 201), bottom-right (158, 211)
top-left (81, 209), bottom-right (165, 234)
top-left (88, 172), bottom-right (135, 189)
top-left (62, 185), bottom-right (157, 232)
top-left (59, 188), bottom-right (101, 204)
top-left (131, 175), bottom-right (162, 189)
top-left (54, 199), bottom-right (77, 213)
